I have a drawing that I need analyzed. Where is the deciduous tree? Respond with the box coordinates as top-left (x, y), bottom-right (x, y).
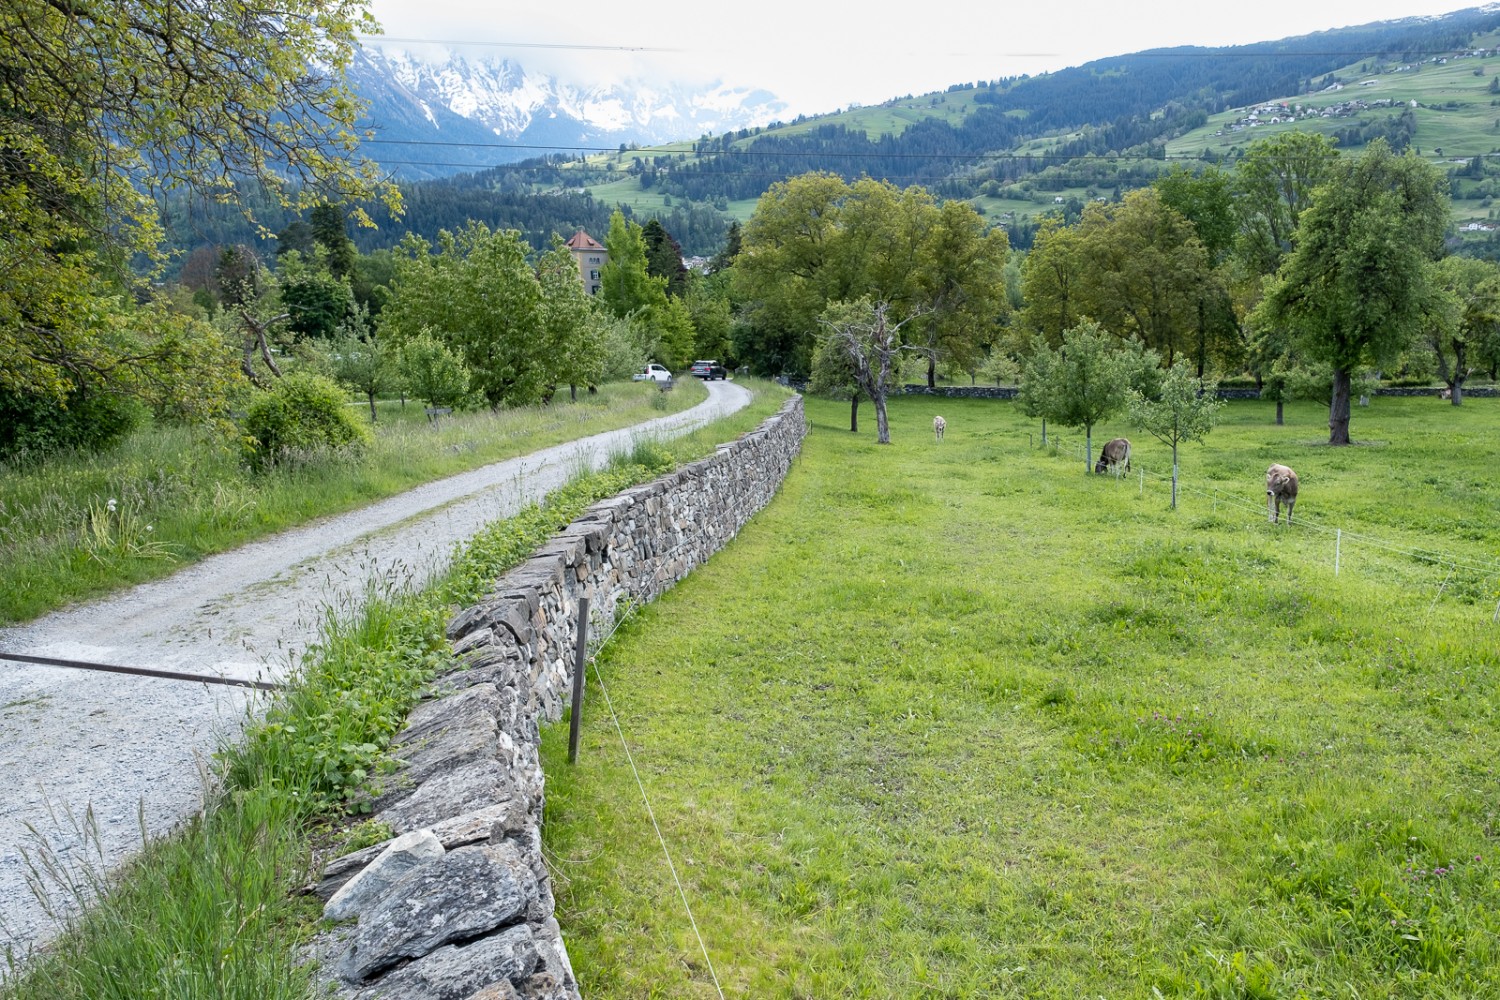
top-left (1128, 362), bottom-right (1223, 508)
top-left (818, 299), bottom-right (924, 445)
top-left (1022, 321), bottom-right (1156, 472)
top-left (1427, 256), bottom-right (1500, 405)
top-left (1256, 141), bottom-right (1449, 444)
top-left (382, 224), bottom-right (545, 407)
top-left (0, 0), bottom-right (396, 411)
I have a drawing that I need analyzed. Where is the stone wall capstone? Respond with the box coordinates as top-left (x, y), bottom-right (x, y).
top-left (308, 396), bottom-right (807, 1000)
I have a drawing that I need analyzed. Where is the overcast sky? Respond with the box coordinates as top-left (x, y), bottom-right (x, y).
top-left (365, 1), bottom-right (1484, 115)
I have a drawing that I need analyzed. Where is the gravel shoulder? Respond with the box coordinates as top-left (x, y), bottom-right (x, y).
top-left (0, 380), bottom-right (751, 959)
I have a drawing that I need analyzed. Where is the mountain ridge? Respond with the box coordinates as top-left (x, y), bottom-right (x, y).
top-left (350, 43), bottom-right (789, 179)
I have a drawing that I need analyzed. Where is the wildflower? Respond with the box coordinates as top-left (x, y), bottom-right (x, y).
top-left (106, 498), bottom-right (118, 513)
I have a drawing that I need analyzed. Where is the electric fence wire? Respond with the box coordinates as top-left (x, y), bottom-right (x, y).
top-left (586, 610), bottom-right (728, 1000)
top-left (571, 434), bottom-right (792, 999)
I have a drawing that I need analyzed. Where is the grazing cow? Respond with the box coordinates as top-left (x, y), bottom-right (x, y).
top-left (933, 415), bottom-right (946, 441)
top-left (1266, 464), bottom-right (1299, 524)
top-left (1440, 387), bottom-right (1452, 400)
top-left (1094, 437), bottom-right (1131, 475)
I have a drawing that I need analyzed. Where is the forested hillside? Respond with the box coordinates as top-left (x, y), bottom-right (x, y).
top-left (162, 5), bottom-right (1500, 262)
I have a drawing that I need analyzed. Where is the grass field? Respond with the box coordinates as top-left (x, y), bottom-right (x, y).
top-left (542, 393), bottom-right (1500, 998)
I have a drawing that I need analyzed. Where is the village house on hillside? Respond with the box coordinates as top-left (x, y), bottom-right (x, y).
top-left (566, 229), bottom-right (607, 295)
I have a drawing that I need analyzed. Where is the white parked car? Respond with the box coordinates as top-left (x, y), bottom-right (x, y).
top-left (632, 363), bottom-right (673, 382)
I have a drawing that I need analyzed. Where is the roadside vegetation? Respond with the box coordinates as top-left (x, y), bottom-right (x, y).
top-left (0, 380), bottom-right (790, 1000)
top-left (544, 392), bottom-right (1500, 999)
top-left (0, 380), bottom-right (706, 625)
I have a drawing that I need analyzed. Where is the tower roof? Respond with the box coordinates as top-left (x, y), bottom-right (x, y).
top-left (566, 229), bottom-right (604, 251)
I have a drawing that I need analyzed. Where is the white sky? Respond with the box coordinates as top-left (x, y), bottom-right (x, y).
top-left (365, 1), bottom-right (1487, 116)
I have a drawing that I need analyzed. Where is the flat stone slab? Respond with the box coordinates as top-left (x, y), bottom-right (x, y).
top-left (339, 844), bottom-right (537, 982)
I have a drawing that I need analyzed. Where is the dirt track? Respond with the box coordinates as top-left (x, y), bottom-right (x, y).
top-left (0, 381), bottom-right (751, 959)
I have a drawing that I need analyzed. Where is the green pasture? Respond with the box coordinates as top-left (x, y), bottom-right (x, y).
top-left (543, 393), bottom-right (1500, 998)
top-left (0, 379), bottom-right (707, 625)
top-left (1170, 36), bottom-right (1500, 166)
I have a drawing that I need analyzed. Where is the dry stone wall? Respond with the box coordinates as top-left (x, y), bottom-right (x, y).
top-left (309, 396), bottom-right (806, 1000)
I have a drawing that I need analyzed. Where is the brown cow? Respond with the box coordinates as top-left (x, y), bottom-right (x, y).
top-left (1266, 463), bottom-right (1299, 523)
top-left (933, 415), bottom-right (946, 441)
top-left (1094, 437), bottom-right (1131, 475)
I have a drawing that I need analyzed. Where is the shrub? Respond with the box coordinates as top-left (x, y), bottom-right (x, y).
top-left (242, 372), bottom-right (371, 470)
top-left (0, 387), bottom-right (146, 463)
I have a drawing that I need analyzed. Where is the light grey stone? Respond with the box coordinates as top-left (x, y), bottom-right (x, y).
top-left (314, 841), bottom-right (390, 902)
top-left (324, 829), bottom-right (444, 922)
top-left (378, 759), bottom-right (521, 833)
top-left (339, 845), bottom-right (537, 982)
top-left (355, 924), bottom-right (538, 1000)
top-left (393, 685), bottom-right (502, 785)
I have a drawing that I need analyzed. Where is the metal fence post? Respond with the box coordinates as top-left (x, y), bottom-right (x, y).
top-left (568, 596), bottom-right (590, 764)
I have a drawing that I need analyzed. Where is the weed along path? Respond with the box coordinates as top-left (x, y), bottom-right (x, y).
top-left (0, 379), bottom-right (751, 960)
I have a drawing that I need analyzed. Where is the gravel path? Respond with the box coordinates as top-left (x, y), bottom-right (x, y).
top-left (0, 381), bottom-right (751, 960)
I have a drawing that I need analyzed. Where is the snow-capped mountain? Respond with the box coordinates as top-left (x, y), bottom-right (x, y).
top-left (348, 43), bottom-right (789, 179)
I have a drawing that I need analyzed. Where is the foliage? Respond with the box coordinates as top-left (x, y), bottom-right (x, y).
top-left (535, 238), bottom-right (608, 397)
top-left (277, 249), bottom-right (354, 340)
top-left (0, 387), bottom-right (146, 464)
top-left (242, 372), bottom-right (371, 470)
top-left (600, 211), bottom-right (669, 323)
top-left (1426, 255), bottom-right (1500, 400)
top-left (328, 306), bottom-right (396, 422)
top-left (1256, 141), bottom-right (1450, 444)
top-left (1232, 131), bottom-right (1339, 275)
top-left (382, 223), bottom-right (546, 407)
top-left (736, 173), bottom-right (1008, 379)
top-left (397, 332), bottom-right (472, 411)
top-left (641, 219), bottom-right (689, 297)
top-left (1021, 321), bottom-right (1159, 469)
top-left (0, 0), bottom-right (396, 410)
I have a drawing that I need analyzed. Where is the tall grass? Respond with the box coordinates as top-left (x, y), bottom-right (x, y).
top-left (0, 380), bottom-right (707, 624)
top-left (0, 379), bottom-right (792, 1000)
top-left (4, 789), bottom-right (313, 1000)
top-left (542, 393), bottom-right (1500, 999)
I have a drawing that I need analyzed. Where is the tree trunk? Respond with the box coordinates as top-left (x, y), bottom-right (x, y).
top-left (927, 355), bottom-right (936, 389)
top-left (1040, 418), bottom-right (1047, 445)
top-left (367, 392), bottom-right (378, 423)
top-left (1085, 425), bottom-right (1093, 473)
top-left (1171, 440), bottom-right (1180, 509)
top-left (874, 392), bottom-right (891, 444)
top-left (1452, 382), bottom-right (1464, 406)
top-left (570, 384), bottom-right (578, 402)
top-left (1329, 368), bottom-right (1353, 445)
top-left (1196, 299), bottom-right (1207, 380)
top-left (1275, 398), bottom-right (1284, 426)
top-left (849, 395), bottom-right (859, 432)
